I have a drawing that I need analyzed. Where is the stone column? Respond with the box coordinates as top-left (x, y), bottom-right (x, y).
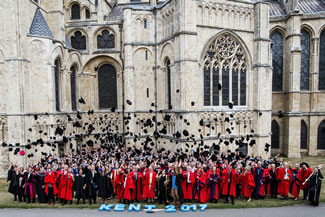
top-left (252, 2), bottom-right (272, 158)
top-left (282, 13), bottom-right (302, 158)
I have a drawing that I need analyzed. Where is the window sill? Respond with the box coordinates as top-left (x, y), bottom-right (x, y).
top-left (93, 49), bottom-right (119, 54)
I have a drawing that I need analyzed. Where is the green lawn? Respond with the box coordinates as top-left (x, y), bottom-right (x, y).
top-left (0, 156), bottom-right (323, 209)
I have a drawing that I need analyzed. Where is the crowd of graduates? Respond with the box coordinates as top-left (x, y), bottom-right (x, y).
top-left (7, 146), bottom-right (323, 208)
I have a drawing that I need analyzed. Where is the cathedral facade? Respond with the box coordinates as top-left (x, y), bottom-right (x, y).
top-left (0, 0), bottom-right (325, 176)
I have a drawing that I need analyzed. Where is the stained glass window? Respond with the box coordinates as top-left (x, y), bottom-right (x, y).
top-left (71, 4), bottom-right (80, 20)
top-left (54, 59), bottom-right (60, 112)
top-left (203, 33), bottom-right (247, 107)
top-left (319, 31), bottom-right (325, 90)
top-left (222, 66), bottom-right (229, 105)
top-left (301, 30), bottom-right (310, 90)
top-left (204, 65), bottom-right (211, 106)
top-left (271, 120), bottom-right (280, 149)
top-left (317, 120), bottom-right (325, 149)
top-left (232, 66), bottom-right (239, 106)
top-left (98, 64), bottom-right (117, 109)
top-left (97, 30), bottom-right (115, 49)
top-left (212, 63), bottom-right (219, 106)
top-left (70, 65), bottom-right (77, 111)
top-left (71, 31), bottom-right (86, 50)
top-left (240, 67), bottom-right (247, 105)
top-left (271, 31), bottom-right (283, 91)
top-left (166, 59), bottom-right (172, 109)
top-left (301, 120), bottom-right (308, 149)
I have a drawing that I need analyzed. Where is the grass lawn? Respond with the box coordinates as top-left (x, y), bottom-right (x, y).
top-left (0, 156), bottom-right (323, 209)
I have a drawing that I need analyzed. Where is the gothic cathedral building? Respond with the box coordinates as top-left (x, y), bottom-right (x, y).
top-left (0, 0), bottom-right (325, 176)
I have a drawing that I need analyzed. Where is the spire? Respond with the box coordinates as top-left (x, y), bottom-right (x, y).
top-left (29, 7), bottom-right (54, 39)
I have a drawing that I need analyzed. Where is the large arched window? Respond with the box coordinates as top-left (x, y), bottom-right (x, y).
top-left (317, 120), bottom-right (325, 149)
top-left (98, 64), bottom-right (117, 109)
top-left (271, 31), bottom-right (284, 91)
top-left (97, 30), bottom-right (115, 49)
top-left (71, 31), bottom-right (86, 50)
top-left (203, 33), bottom-right (247, 106)
top-left (165, 58), bottom-right (172, 109)
top-left (301, 30), bottom-right (311, 90)
top-left (71, 4), bottom-right (80, 20)
top-left (319, 30), bottom-right (325, 90)
top-left (54, 59), bottom-right (61, 112)
top-left (301, 120), bottom-right (308, 149)
top-left (271, 120), bottom-right (280, 149)
top-left (70, 65), bottom-right (77, 111)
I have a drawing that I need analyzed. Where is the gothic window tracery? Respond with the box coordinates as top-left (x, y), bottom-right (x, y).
top-left (271, 120), bottom-right (280, 149)
top-left (271, 31), bottom-right (284, 91)
top-left (301, 30), bottom-right (310, 90)
top-left (203, 33), bottom-right (247, 106)
top-left (319, 30), bottom-right (325, 90)
top-left (71, 31), bottom-right (86, 50)
top-left (97, 30), bottom-right (115, 49)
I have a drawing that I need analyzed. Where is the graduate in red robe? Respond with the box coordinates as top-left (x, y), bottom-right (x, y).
top-left (59, 168), bottom-right (74, 205)
top-left (142, 166), bottom-right (156, 202)
top-left (194, 167), bottom-right (208, 203)
top-left (221, 164), bottom-right (237, 204)
top-left (278, 163), bottom-right (292, 199)
top-left (290, 164), bottom-right (301, 200)
top-left (44, 169), bottom-right (58, 205)
top-left (299, 163), bottom-right (312, 200)
top-left (240, 166), bottom-right (255, 202)
top-left (209, 166), bottom-right (220, 203)
top-left (115, 168), bottom-right (124, 201)
top-left (122, 170), bottom-right (135, 204)
top-left (252, 161), bottom-right (265, 198)
top-left (181, 166), bottom-right (194, 201)
top-left (57, 166), bottom-right (68, 203)
top-left (131, 166), bottom-right (142, 202)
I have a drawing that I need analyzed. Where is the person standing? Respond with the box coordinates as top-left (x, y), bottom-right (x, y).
top-left (209, 166), bottom-right (220, 203)
top-left (44, 168), bottom-right (58, 205)
top-left (240, 166), bottom-right (255, 202)
top-left (221, 164), bottom-right (237, 204)
top-left (24, 167), bottom-right (36, 203)
top-left (300, 163), bottom-right (312, 200)
top-left (98, 166), bottom-right (110, 204)
top-left (278, 162), bottom-right (292, 200)
top-left (142, 166), bottom-right (156, 203)
top-left (35, 167), bottom-right (47, 203)
top-left (75, 169), bottom-right (86, 205)
top-left (269, 164), bottom-right (278, 199)
top-left (87, 164), bottom-right (98, 205)
top-left (7, 164), bottom-right (19, 201)
top-left (307, 166), bottom-right (323, 206)
top-left (182, 166), bottom-right (194, 202)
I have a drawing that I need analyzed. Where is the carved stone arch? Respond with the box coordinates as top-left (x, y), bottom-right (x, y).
top-left (50, 45), bottom-right (64, 67)
top-left (29, 39), bottom-right (47, 62)
top-left (133, 46), bottom-right (154, 57)
top-left (67, 52), bottom-right (82, 72)
top-left (94, 27), bottom-right (116, 49)
top-left (160, 42), bottom-right (175, 65)
top-left (301, 23), bottom-right (315, 38)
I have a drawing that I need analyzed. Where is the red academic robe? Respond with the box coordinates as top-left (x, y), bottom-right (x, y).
top-left (221, 168), bottom-right (237, 197)
top-left (115, 171), bottom-right (125, 200)
top-left (122, 174), bottom-right (135, 200)
top-left (181, 171), bottom-right (195, 200)
top-left (111, 169), bottom-right (117, 194)
top-left (56, 170), bottom-right (63, 199)
top-left (277, 168), bottom-right (292, 197)
top-left (131, 171), bottom-right (142, 201)
top-left (142, 171), bottom-right (157, 199)
top-left (299, 167), bottom-right (312, 190)
top-left (291, 168), bottom-right (301, 198)
top-left (194, 171), bottom-right (208, 203)
top-left (240, 171), bottom-right (255, 198)
top-left (44, 172), bottom-right (58, 196)
top-left (58, 173), bottom-right (74, 200)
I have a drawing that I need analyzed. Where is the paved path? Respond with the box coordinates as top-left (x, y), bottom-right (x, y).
top-left (0, 204), bottom-right (324, 217)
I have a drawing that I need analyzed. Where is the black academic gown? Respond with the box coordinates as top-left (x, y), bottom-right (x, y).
top-left (7, 168), bottom-right (18, 196)
top-left (36, 173), bottom-right (47, 203)
top-left (75, 175), bottom-right (86, 199)
top-left (98, 173), bottom-right (110, 199)
top-left (308, 170), bottom-right (323, 206)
